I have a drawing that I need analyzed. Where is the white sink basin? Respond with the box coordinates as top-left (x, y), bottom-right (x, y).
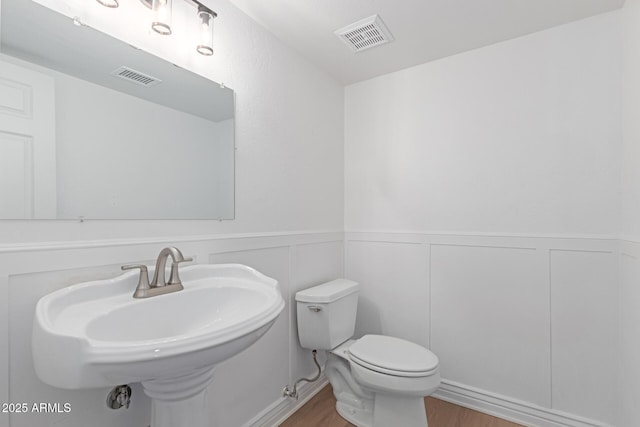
top-left (32, 263), bottom-right (284, 409)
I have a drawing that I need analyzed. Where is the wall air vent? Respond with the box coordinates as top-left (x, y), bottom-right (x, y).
top-left (334, 14), bottom-right (394, 53)
top-left (110, 66), bottom-right (162, 87)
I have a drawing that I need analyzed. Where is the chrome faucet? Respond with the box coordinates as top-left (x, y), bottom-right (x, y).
top-left (121, 247), bottom-right (193, 298)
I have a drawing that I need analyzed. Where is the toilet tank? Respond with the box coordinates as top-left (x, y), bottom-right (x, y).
top-left (295, 279), bottom-right (359, 350)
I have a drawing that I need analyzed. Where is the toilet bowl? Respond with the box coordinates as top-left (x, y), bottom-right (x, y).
top-left (295, 279), bottom-right (441, 427)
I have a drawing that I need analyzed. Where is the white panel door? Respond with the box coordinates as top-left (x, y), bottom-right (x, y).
top-left (0, 58), bottom-right (55, 218)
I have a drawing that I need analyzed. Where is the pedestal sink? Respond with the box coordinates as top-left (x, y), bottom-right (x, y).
top-left (32, 263), bottom-right (285, 427)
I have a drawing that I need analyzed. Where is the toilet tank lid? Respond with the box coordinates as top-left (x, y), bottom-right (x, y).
top-left (295, 279), bottom-right (359, 303)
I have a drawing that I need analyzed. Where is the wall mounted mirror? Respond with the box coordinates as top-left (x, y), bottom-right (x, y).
top-left (0, 0), bottom-right (235, 220)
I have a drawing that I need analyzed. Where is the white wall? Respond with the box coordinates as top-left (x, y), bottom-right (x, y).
top-left (345, 11), bottom-right (621, 427)
top-left (345, 13), bottom-right (621, 236)
top-left (0, 0), bottom-right (344, 426)
top-left (622, 0), bottom-right (640, 240)
top-left (619, 1), bottom-right (640, 426)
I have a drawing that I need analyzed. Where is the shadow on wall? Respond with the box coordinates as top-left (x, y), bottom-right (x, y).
top-left (355, 296), bottom-right (383, 337)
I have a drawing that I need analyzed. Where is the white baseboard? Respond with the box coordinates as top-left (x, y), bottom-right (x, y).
top-left (433, 380), bottom-right (614, 427)
top-left (244, 376), bottom-right (329, 427)
top-left (244, 377), bottom-right (612, 427)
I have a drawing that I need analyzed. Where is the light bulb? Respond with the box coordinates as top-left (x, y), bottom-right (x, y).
top-left (151, 0), bottom-right (172, 35)
top-left (196, 7), bottom-right (215, 56)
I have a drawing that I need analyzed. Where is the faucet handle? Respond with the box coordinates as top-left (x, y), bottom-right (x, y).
top-left (121, 264), bottom-right (151, 296)
top-left (122, 263), bottom-right (149, 273)
top-left (167, 257), bottom-right (193, 286)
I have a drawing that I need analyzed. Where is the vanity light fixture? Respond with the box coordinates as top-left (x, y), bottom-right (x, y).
top-left (95, 0), bottom-right (217, 56)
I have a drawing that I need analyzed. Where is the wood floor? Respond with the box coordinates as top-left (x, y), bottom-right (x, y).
top-left (280, 385), bottom-right (524, 427)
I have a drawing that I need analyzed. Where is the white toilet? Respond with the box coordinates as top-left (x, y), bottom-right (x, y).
top-left (296, 279), bottom-right (440, 427)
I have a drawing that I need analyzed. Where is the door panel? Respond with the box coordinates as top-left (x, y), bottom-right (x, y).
top-left (0, 58), bottom-right (55, 218)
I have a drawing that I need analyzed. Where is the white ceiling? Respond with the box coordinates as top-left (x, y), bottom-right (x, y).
top-left (228, 0), bottom-right (625, 85)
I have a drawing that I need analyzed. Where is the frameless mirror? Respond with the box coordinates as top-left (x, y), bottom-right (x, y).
top-left (0, 0), bottom-right (235, 220)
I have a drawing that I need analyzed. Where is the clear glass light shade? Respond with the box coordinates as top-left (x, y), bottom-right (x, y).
top-left (196, 9), bottom-right (215, 56)
top-left (151, 0), bottom-right (172, 35)
top-left (96, 0), bottom-right (119, 7)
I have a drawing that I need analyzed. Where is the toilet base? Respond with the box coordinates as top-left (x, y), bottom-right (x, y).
top-left (326, 348), bottom-right (435, 427)
top-left (336, 401), bottom-right (373, 427)
top-left (334, 393), bottom-right (429, 427)
top-left (373, 393), bottom-right (428, 427)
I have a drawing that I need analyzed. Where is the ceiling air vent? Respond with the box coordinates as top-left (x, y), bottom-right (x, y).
top-left (335, 14), bottom-right (394, 53)
top-left (110, 66), bottom-right (162, 87)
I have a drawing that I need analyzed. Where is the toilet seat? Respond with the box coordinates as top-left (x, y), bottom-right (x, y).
top-left (349, 335), bottom-right (439, 377)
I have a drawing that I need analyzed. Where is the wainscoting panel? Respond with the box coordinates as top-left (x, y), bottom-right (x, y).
top-left (430, 244), bottom-right (550, 407)
top-left (345, 240), bottom-right (430, 348)
top-left (291, 241), bottom-right (343, 386)
top-left (8, 266), bottom-right (152, 427)
top-left (0, 231), bottom-right (342, 427)
top-left (0, 275), bottom-right (7, 427)
top-left (549, 249), bottom-right (617, 424)
top-left (0, 231), bottom-right (621, 427)
top-left (209, 246), bottom-right (292, 427)
top-left (619, 239), bottom-right (640, 427)
top-left (345, 231), bottom-right (618, 427)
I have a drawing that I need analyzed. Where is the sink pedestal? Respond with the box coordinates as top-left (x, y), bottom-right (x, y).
top-left (143, 367), bottom-right (216, 427)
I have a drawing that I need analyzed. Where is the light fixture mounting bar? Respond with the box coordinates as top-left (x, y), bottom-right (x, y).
top-left (191, 0), bottom-right (216, 17)
top-left (139, 0), bottom-right (216, 17)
